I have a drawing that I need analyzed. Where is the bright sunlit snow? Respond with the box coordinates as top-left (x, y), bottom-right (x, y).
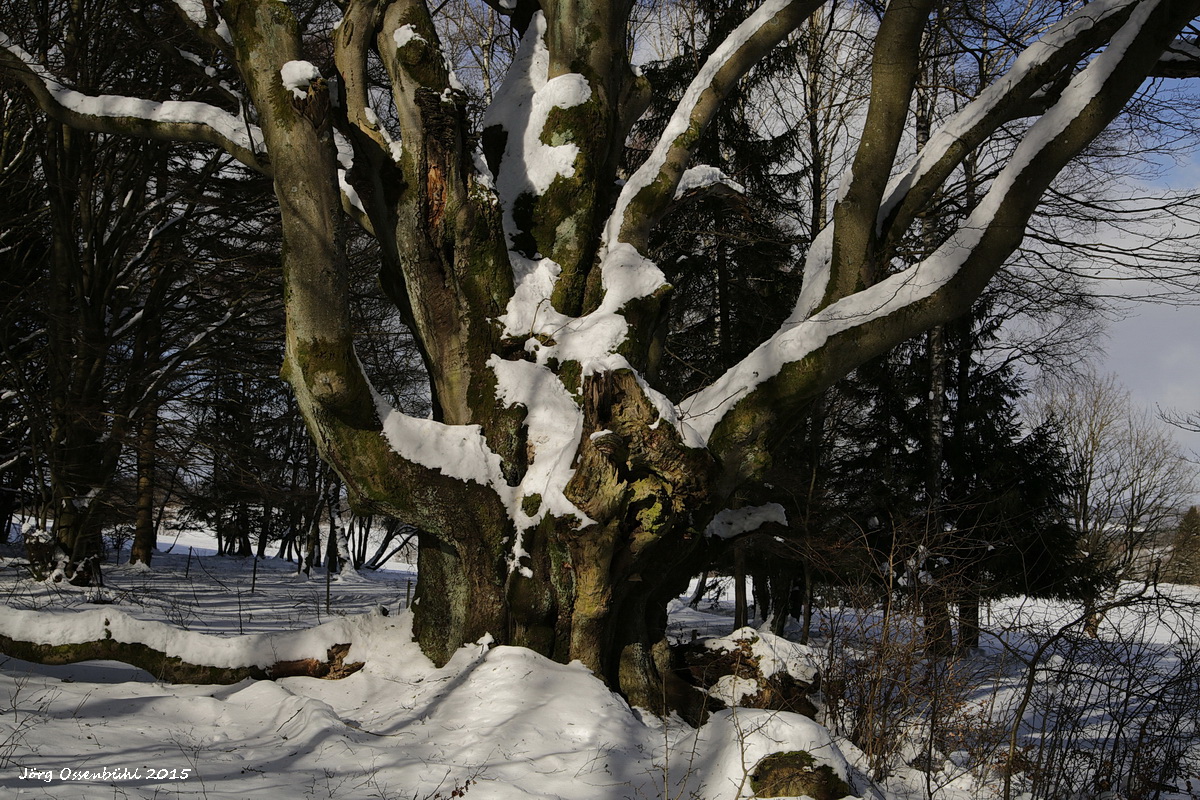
top-left (3, 528), bottom-right (1200, 800)
top-left (0, 534), bottom-right (874, 800)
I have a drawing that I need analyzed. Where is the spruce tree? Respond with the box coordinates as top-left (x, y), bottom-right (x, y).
top-left (631, 0), bottom-right (808, 397)
top-left (831, 295), bottom-right (1101, 650)
top-left (1168, 507), bottom-right (1200, 585)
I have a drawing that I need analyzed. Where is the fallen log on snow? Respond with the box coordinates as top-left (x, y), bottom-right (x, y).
top-left (0, 636), bottom-right (362, 683)
top-left (0, 606), bottom-right (369, 683)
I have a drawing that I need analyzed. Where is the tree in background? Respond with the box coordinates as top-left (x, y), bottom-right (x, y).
top-left (1168, 506), bottom-right (1200, 585)
top-left (721, 0), bottom-right (1131, 643)
top-left (820, 297), bottom-right (1101, 654)
top-left (0, 88), bottom-right (46, 545)
top-left (1026, 369), bottom-right (1197, 635)
top-left (0, 2), bottom-right (323, 574)
top-left (0, 114), bottom-right (232, 577)
top-left (1027, 369), bottom-right (1196, 584)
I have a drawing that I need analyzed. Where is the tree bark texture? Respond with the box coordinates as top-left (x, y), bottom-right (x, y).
top-left (130, 406), bottom-right (159, 566)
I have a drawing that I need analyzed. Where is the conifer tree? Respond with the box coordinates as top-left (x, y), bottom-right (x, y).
top-left (632, 0), bottom-right (810, 398)
top-left (831, 295), bottom-right (1100, 651)
top-left (1168, 506), bottom-right (1200, 585)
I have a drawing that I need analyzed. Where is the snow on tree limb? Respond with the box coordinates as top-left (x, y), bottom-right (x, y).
top-left (706, 504), bottom-right (788, 539)
top-left (484, 14), bottom-right (591, 236)
top-left (0, 606), bottom-right (372, 682)
top-left (795, 0), bottom-right (1148, 327)
top-left (673, 165), bottom-right (746, 200)
top-left (375, 393), bottom-right (506, 491)
top-left (479, 14), bottom-right (687, 417)
top-left (1154, 37), bottom-right (1200, 76)
top-left (370, 353), bottom-right (598, 541)
top-left (0, 33), bottom-right (266, 173)
top-left (683, 0), bottom-right (1200, 451)
top-left (876, 0), bottom-right (1144, 249)
top-left (489, 357), bottom-right (592, 528)
top-left (605, 0), bottom-right (823, 253)
top-left (486, 0), bottom-right (824, 396)
top-left (490, 0), bottom-right (824, 408)
top-left (169, 0), bottom-right (233, 48)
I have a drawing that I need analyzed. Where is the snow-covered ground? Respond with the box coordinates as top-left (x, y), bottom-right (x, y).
top-left (0, 535), bottom-right (864, 800)
top-left (1, 531), bottom-right (1198, 799)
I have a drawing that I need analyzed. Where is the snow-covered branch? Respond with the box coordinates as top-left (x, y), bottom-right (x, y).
top-left (372, 358), bottom-right (592, 564)
top-left (876, 0), bottom-right (1145, 254)
top-left (706, 504), bottom-right (788, 539)
top-left (1153, 37), bottom-right (1200, 76)
top-left (493, 0), bottom-right (822, 388)
top-left (605, 0), bottom-right (823, 252)
top-left (685, 0), bottom-right (1200, 459)
top-left (0, 606), bottom-right (366, 682)
top-left (0, 34), bottom-right (267, 173)
top-left (168, 0), bottom-right (233, 51)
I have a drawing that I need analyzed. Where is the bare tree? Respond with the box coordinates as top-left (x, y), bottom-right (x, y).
top-left (1028, 369), bottom-right (1197, 584)
top-left (1168, 505), bottom-right (1200, 584)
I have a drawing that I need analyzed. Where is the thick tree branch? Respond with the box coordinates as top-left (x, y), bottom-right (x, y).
top-left (688, 0), bottom-right (1200, 492)
top-left (332, 0), bottom-right (403, 240)
top-left (334, 0), bottom-right (393, 159)
top-left (876, 0), bottom-right (1144, 261)
top-left (378, 0), bottom-right (462, 157)
top-left (0, 34), bottom-right (267, 174)
top-left (373, 0), bottom-right (513, 428)
top-left (607, 0), bottom-right (824, 252)
top-left (502, 0), bottom-right (649, 318)
top-left (826, 0), bottom-right (936, 298)
top-left (211, 0), bottom-right (511, 540)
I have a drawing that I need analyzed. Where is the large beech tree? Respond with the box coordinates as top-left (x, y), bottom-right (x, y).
top-left (5, 0), bottom-right (1200, 708)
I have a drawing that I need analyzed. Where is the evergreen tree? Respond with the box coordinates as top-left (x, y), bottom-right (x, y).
top-left (831, 296), bottom-right (1101, 650)
top-left (1168, 507), bottom-right (1200, 585)
top-left (631, 0), bottom-right (810, 397)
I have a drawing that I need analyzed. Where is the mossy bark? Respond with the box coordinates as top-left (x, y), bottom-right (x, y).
top-left (750, 750), bottom-right (851, 800)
